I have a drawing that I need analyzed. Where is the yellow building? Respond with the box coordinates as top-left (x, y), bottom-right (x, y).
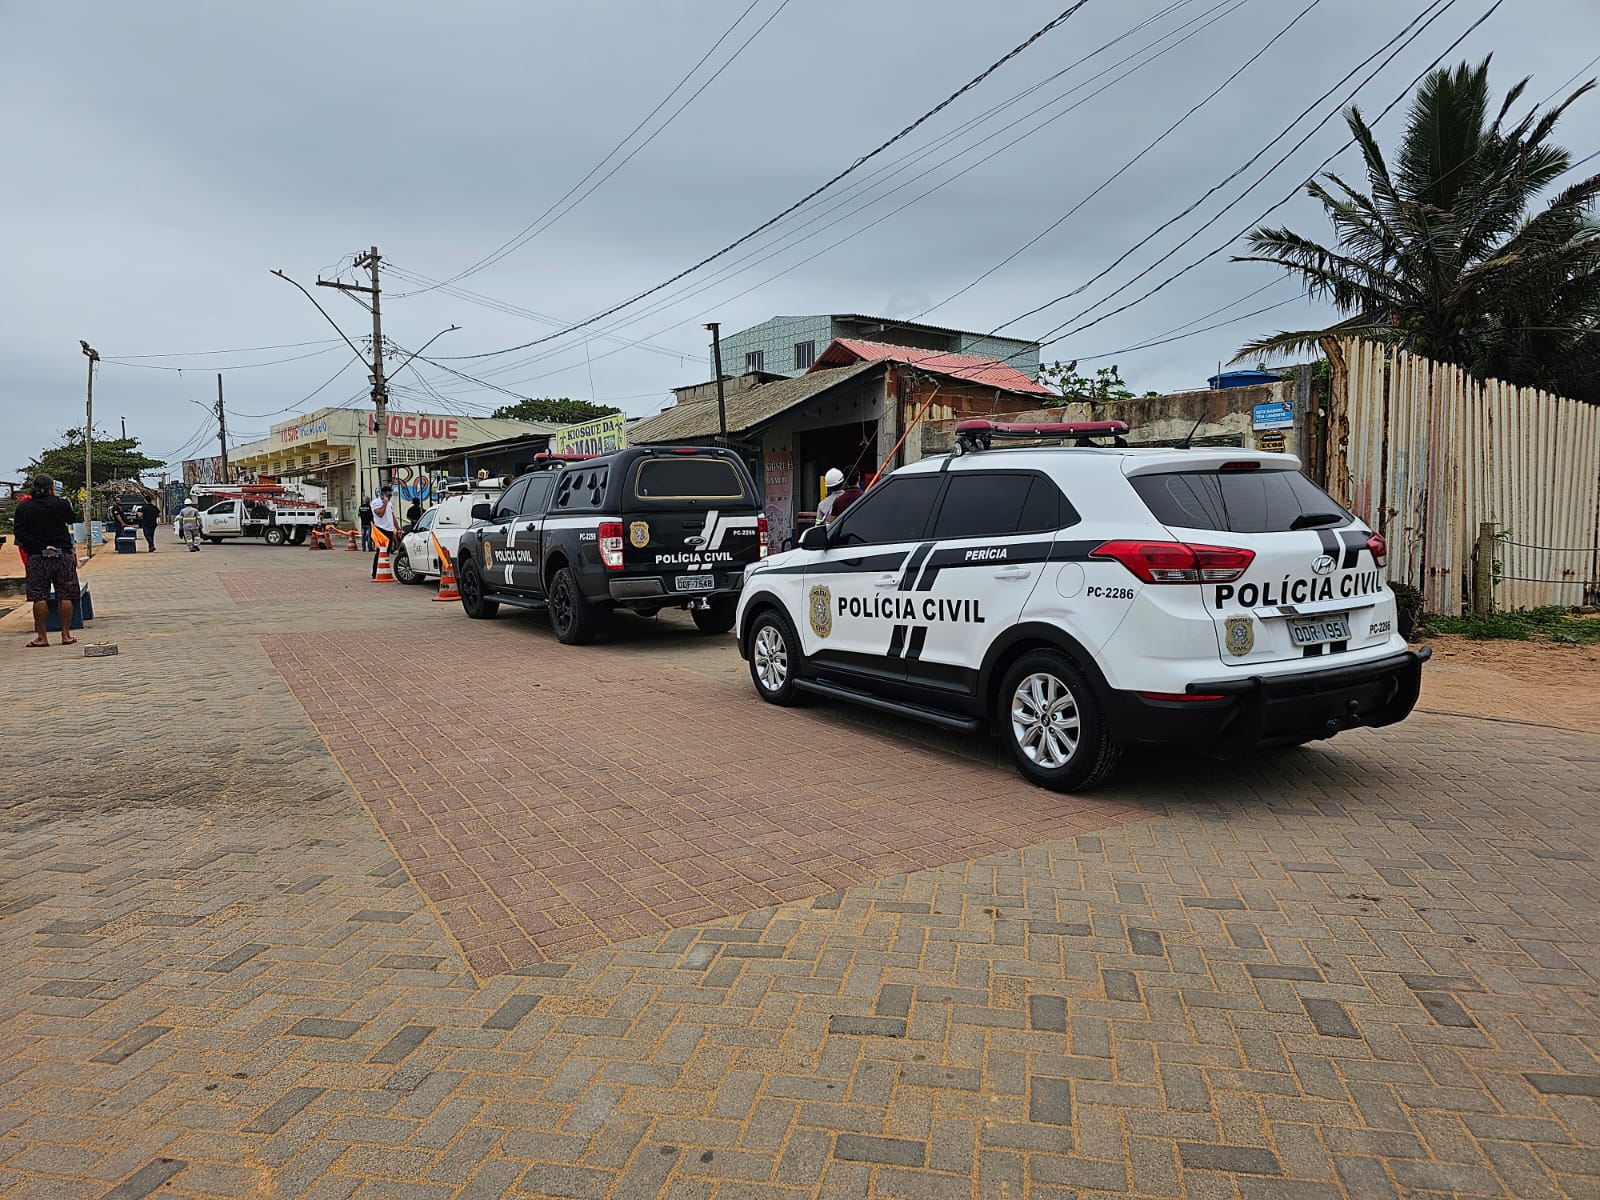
top-left (230, 407), bottom-right (556, 520)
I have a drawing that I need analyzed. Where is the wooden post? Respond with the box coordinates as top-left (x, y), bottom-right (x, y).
top-left (1473, 520), bottom-right (1495, 619)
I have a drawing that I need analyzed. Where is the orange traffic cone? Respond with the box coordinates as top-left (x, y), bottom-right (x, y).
top-left (345, 528), bottom-right (361, 550)
top-left (373, 531), bottom-right (396, 583)
top-left (433, 536), bottom-right (461, 602)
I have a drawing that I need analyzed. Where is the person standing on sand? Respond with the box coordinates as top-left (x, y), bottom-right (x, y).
top-left (13, 476), bottom-right (81, 647)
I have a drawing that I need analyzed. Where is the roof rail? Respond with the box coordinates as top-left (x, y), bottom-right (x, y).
top-left (954, 418), bottom-right (1129, 454)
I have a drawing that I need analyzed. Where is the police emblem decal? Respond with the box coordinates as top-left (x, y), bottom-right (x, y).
top-left (808, 585), bottom-right (833, 639)
top-left (1224, 615), bottom-right (1254, 656)
top-left (629, 520), bottom-right (650, 549)
top-left (482, 543), bottom-right (494, 567)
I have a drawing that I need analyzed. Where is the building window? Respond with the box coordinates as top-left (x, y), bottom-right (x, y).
top-left (319, 452), bottom-right (330, 465)
top-left (744, 350), bottom-right (764, 373)
top-left (794, 340), bottom-right (816, 370)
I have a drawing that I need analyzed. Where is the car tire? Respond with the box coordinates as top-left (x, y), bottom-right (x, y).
top-left (207, 536), bottom-right (223, 545)
top-left (264, 526), bottom-right (287, 546)
top-left (692, 596), bottom-right (737, 635)
top-left (747, 608), bottom-right (803, 706)
top-left (997, 650), bottom-right (1121, 791)
top-left (549, 565), bottom-right (600, 645)
top-left (392, 549), bottom-right (421, 585)
top-left (457, 556), bottom-right (499, 619)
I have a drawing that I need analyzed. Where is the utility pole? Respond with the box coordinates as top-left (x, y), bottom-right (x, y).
top-left (317, 246), bottom-right (386, 497)
top-left (705, 322), bottom-right (727, 442)
top-left (216, 373), bottom-right (230, 481)
top-left (79, 341), bottom-right (98, 559)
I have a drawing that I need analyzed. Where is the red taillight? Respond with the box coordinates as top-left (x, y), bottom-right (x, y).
top-left (1091, 541), bottom-right (1255, 584)
top-left (671, 447), bottom-right (700, 455)
top-left (598, 520), bottom-right (625, 570)
top-left (1366, 531), bottom-right (1388, 568)
top-left (1137, 691), bottom-right (1227, 702)
top-left (1218, 460), bottom-right (1261, 471)
top-left (757, 515), bottom-right (769, 558)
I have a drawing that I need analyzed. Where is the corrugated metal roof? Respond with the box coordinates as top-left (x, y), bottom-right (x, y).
top-left (811, 339), bottom-right (1054, 396)
top-left (830, 314), bottom-right (1040, 348)
top-left (631, 361), bottom-right (883, 443)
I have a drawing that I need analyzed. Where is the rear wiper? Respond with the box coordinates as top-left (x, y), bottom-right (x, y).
top-left (1289, 512), bottom-right (1345, 530)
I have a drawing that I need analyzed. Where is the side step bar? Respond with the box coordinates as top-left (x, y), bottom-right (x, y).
top-left (487, 593), bottom-right (547, 612)
top-left (793, 678), bottom-right (983, 734)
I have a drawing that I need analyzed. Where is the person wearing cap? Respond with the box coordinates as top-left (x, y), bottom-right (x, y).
top-left (815, 468), bottom-right (864, 528)
top-left (370, 483), bottom-right (398, 577)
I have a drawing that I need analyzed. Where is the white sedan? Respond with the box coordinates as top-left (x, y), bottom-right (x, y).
top-left (392, 487), bottom-right (501, 584)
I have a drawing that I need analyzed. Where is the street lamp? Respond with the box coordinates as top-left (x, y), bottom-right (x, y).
top-left (80, 340), bottom-right (99, 559)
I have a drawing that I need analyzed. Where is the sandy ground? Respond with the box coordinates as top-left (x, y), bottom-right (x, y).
top-left (1416, 632), bottom-right (1600, 734)
top-left (2, 541), bottom-right (1594, 734)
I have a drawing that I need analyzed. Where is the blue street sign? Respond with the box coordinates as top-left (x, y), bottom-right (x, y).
top-left (1252, 400), bottom-right (1295, 430)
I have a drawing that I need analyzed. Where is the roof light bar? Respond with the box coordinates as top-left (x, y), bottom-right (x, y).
top-left (955, 418), bottom-right (1130, 454)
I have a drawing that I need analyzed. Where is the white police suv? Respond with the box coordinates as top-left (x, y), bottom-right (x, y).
top-left (736, 418), bottom-right (1429, 791)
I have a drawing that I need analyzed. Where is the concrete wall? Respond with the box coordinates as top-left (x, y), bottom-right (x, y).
top-left (918, 382), bottom-right (1297, 456)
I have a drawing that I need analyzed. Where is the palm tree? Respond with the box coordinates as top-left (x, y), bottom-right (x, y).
top-left (1233, 58), bottom-right (1600, 402)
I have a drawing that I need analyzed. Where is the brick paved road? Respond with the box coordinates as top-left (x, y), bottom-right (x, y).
top-left (2, 538), bottom-right (1597, 1199)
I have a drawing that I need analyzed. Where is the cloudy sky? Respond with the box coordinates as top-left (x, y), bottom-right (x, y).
top-left (3, 0), bottom-right (1596, 477)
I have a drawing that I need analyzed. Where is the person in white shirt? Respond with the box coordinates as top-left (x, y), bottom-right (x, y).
top-left (370, 484), bottom-right (398, 578)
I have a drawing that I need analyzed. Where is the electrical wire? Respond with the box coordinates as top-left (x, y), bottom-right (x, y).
top-left (439, 0), bottom-right (1099, 362)
top-left (1001, 0), bottom-right (1460, 335)
top-left (226, 352), bottom-right (369, 420)
top-left (1073, 294), bottom-right (1304, 361)
top-left (411, 0), bottom-right (1246, 392)
top-left (402, 1), bottom-right (1205, 364)
top-left (919, 0), bottom-right (1322, 320)
top-left (1030, 0), bottom-right (1507, 349)
top-left (103, 338), bottom-right (341, 360)
top-left (100, 345), bottom-right (346, 372)
top-left (412, 0), bottom-right (793, 293)
top-left (1541, 51), bottom-right (1600, 105)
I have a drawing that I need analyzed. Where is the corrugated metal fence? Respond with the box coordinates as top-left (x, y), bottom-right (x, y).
top-left (1325, 338), bottom-right (1600, 613)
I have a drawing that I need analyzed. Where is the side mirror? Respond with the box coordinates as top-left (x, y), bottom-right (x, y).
top-left (799, 524), bottom-right (829, 551)
top-left (470, 502), bottom-right (493, 521)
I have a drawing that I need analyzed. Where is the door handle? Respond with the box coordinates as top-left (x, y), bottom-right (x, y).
top-left (993, 567), bottom-right (1031, 580)
top-left (874, 574), bottom-right (900, 588)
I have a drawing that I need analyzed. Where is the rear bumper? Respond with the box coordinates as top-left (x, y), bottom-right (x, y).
top-left (607, 574), bottom-right (745, 604)
top-left (1103, 647), bottom-right (1430, 751)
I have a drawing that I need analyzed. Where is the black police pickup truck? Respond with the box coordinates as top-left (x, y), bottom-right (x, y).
top-left (454, 446), bottom-right (767, 644)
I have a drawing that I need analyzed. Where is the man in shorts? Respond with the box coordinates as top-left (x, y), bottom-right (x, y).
top-left (14, 476), bottom-right (81, 647)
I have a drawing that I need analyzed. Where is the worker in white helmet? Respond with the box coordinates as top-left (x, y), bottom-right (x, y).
top-left (815, 468), bottom-right (864, 528)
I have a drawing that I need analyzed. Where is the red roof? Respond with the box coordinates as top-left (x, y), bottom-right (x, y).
top-left (809, 338), bottom-right (1053, 396)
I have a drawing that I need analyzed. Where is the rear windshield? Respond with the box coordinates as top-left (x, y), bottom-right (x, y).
top-left (633, 456), bottom-right (748, 502)
top-left (1130, 469), bottom-right (1351, 534)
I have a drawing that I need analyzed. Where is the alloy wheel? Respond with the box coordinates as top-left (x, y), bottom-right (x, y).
top-left (753, 624), bottom-right (788, 692)
top-left (1010, 671), bottom-right (1081, 768)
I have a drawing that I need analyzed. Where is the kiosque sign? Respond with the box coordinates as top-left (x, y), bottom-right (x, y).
top-left (553, 412), bottom-right (627, 455)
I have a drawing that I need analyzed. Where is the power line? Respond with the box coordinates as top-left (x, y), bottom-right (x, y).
top-left (1073, 295), bottom-right (1304, 361)
top-left (918, 0), bottom-right (1321, 319)
top-left (1002, 0), bottom-right (1460, 336)
top-left (1542, 51), bottom-right (1600, 105)
top-left (227, 351), bottom-right (369, 420)
top-left (414, 0), bottom-right (794, 292)
top-left (417, 0), bottom-right (1240, 391)
top-left (100, 344), bottom-right (346, 372)
top-left (384, 264), bottom-right (694, 361)
top-left (1033, 0), bottom-right (1507, 349)
top-left (102, 338), bottom-right (341, 360)
top-left (392, 1), bottom-right (1219, 390)
top-left (440, 0), bottom-right (1099, 362)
